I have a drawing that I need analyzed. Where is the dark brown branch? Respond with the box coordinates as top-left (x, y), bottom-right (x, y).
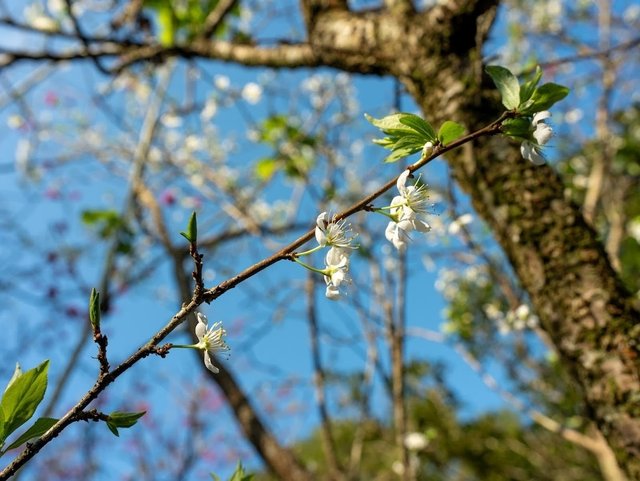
top-left (63, 0), bottom-right (110, 74)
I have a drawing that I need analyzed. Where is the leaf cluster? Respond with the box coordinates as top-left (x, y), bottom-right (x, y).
top-left (0, 361), bottom-right (57, 455)
top-left (365, 113), bottom-right (465, 163)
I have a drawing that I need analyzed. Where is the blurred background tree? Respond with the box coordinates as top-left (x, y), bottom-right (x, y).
top-left (0, 0), bottom-right (638, 480)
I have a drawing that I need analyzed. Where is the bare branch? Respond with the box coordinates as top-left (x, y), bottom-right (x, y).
top-left (200, 0), bottom-right (241, 38)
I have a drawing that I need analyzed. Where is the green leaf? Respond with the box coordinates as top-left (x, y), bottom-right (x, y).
top-left (485, 65), bottom-right (521, 110)
top-left (365, 113), bottom-right (413, 133)
top-left (4, 364), bottom-right (22, 395)
top-left (105, 411), bottom-right (146, 437)
top-left (228, 462), bottom-right (254, 481)
top-left (384, 147), bottom-right (418, 163)
top-left (520, 82), bottom-right (570, 114)
top-left (501, 117), bottom-right (532, 139)
top-left (89, 288), bottom-right (100, 330)
top-left (255, 158), bottom-right (279, 181)
top-left (156, 4), bottom-right (177, 46)
top-left (366, 113), bottom-right (436, 141)
top-left (398, 114), bottom-right (437, 141)
top-left (520, 66), bottom-right (543, 104)
top-left (438, 121), bottom-right (466, 145)
top-left (0, 361), bottom-right (49, 443)
top-left (5, 417), bottom-right (58, 451)
top-left (180, 212), bottom-right (197, 243)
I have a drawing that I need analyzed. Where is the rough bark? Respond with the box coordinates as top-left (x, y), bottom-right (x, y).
top-left (298, 1), bottom-right (640, 477)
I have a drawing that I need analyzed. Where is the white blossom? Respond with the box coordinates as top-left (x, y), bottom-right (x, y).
top-left (404, 432), bottom-right (428, 451)
top-left (315, 212), bottom-right (357, 249)
top-left (521, 111), bottom-right (553, 165)
top-left (161, 112), bottom-right (182, 128)
top-left (201, 97), bottom-right (218, 120)
top-left (324, 247), bottom-right (350, 300)
top-left (241, 82), bottom-right (262, 104)
top-left (448, 213), bottom-right (473, 235)
top-left (194, 313), bottom-right (229, 373)
top-left (532, 111), bottom-right (553, 145)
top-left (385, 170), bottom-right (431, 251)
top-left (214, 75), bottom-right (230, 90)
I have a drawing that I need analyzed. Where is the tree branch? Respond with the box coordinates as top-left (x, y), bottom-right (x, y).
top-left (200, 0), bottom-right (241, 38)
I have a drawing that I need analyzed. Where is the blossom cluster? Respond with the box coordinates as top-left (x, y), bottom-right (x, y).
top-left (314, 212), bottom-right (358, 300)
top-left (383, 170), bottom-right (431, 252)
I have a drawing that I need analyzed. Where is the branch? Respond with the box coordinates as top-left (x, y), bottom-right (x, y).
top-left (0, 298), bottom-right (200, 481)
top-left (200, 0), bottom-right (241, 38)
top-left (0, 40), bottom-right (319, 72)
top-left (202, 112), bottom-right (511, 304)
top-left (0, 112), bottom-right (510, 479)
top-left (63, 0), bottom-right (110, 74)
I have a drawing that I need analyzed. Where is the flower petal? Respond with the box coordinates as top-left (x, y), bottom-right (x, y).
top-left (396, 170), bottom-right (411, 194)
top-left (532, 111), bottom-right (551, 125)
top-left (325, 284), bottom-right (340, 300)
top-left (533, 123), bottom-right (553, 145)
top-left (195, 313), bottom-right (208, 341)
top-left (203, 351), bottom-right (219, 373)
top-left (385, 221), bottom-right (397, 242)
top-left (315, 212), bottom-right (328, 245)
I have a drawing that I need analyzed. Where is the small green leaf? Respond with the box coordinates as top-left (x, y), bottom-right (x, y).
top-left (365, 113), bottom-right (413, 133)
top-left (0, 361), bottom-right (49, 443)
top-left (255, 158), bottom-right (279, 181)
top-left (398, 114), bottom-right (437, 141)
top-left (156, 4), bottom-right (176, 46)
top-left (5, 417), bottom-right (58, 451)
top-left (228, 462), bottom-right (254, 481)
top-left (179, 212), bottom-right (197, 243)
top-left (384, 147), bottom-right (418, 163)
top-left (438, 121), bottom-right (466, 145)
top-left (89, 288), bottom-right (100, 330)
top-left (501, 117), bottom-right (532, 140)
top-left (520, 66), bottom-right (543, 104)
top-left (485, 65), bottom-right (521, 110)
top-left (105, 411), bottom-right (146, 437)
top-left (520, 82), bottom-right (570, 114)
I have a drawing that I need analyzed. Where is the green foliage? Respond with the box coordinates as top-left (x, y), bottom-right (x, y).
top-left (81, 209), bottom-right (134, 254)
top-left (437, 121), bottom-right (466, 146)
top-left (0, 361), bottom-right (50, 453)
top-left (4, 417), bottom-right (58, 451)
top-left (180, 211), bottom-right (198, 243)
top-left (518, 83), bottom-right (570, 115)
top-left (558, 103), bottom-right (640, 293)
top-left (143, 0), bottom-right (241, 45)
top-left (485, 65), bottom-right (569, 115)
top-left (365, 112), bottom-right (437, 163)
top-left (500, 117), bottom-right (533, 140)
top-left (253, 115), bottom-right (317, 180)
top-left (89, 287), bottom-right (100, 330)
top-left (519, 66), bottom-right (543, 105)
top-left (105, 411), bottom-right (146, 437)
top-left (485, 65), bottom-right (521, 110)
top-left (211, 462), bottom-right (254, 481)
top-left (254, 387), bottom-right (601, 481)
